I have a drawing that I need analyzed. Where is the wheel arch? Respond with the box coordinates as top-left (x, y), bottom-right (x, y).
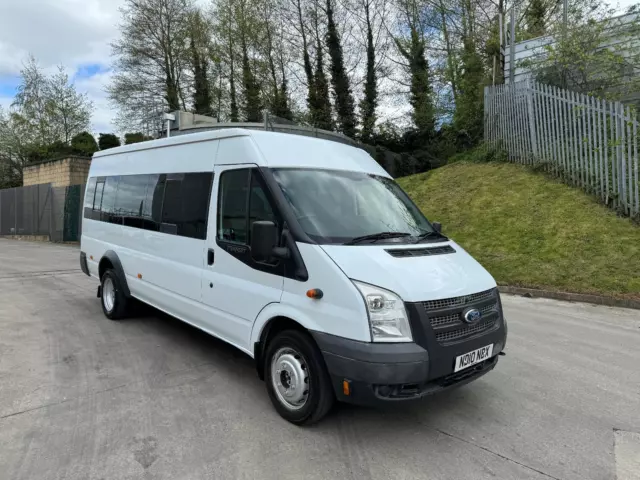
top-left (98, 250), bottom-right (131, 297)
top-left (251, 305), bottom-right (324, 381)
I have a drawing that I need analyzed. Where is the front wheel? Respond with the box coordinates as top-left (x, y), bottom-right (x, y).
top-left (265, 330), bottom-right (335, 425)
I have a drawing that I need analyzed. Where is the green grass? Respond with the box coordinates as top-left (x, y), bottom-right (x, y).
top-left (398, 162), bottom-right (640, 299)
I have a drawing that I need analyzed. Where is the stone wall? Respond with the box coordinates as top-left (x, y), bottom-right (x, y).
top-left (23, 156), bottom-right (92, 187)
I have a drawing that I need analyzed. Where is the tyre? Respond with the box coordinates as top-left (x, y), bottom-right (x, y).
top-left (264, 329), bottom-right (335, 425)
top-left (100, 269), bottom-right (129, 320)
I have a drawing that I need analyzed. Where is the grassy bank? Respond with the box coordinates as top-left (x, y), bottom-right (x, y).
top-left (398, 162), bottom-right (640, 300)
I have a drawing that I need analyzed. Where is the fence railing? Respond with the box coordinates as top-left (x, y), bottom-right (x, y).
top-left (0, 183), bottom-right (86, 242)
top-left (484, 79), bottom-right (640, 218)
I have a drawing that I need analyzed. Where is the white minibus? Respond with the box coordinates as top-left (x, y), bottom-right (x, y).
top-left (80, 129), bottom-right (507, 424)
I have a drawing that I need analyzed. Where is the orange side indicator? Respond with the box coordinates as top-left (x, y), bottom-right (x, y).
top-left (306, 288), bottom-right (324, 299)
top-left (89, 255), bottom-right (93, 260)
top-left (343, 379), bottom-right (351, 396)
top-left (137, 273), bottom-right (142, 279)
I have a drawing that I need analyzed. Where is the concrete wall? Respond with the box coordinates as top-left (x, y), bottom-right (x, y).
top-left (23, 156), bottom-right (91, 187)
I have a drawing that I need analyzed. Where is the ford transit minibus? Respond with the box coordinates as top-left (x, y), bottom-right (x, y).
top-left (80, 129), bottom-right (507, 424)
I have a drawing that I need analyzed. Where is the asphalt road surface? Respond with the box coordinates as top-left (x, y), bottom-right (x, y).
top-left (1, 239), bottom-right (639, 480)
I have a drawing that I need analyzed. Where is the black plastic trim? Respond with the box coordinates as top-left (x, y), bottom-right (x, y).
top-left (311, 331), bottom-right (428, 364)
top-left (79, 252), bottom-right (90, 276)
top-left (100, 251), bottom-right (131, 297)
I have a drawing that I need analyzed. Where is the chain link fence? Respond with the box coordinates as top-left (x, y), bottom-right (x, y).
top-left (0, 184), bottom-right (86, 242)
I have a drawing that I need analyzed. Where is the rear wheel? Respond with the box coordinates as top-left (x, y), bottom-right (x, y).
top-left (100, 269), bottom-right (129, 320)
top-left (265, 330), bottom-right (334, 425)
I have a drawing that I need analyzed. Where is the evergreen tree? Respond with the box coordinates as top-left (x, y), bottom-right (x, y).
top-left (313, 21), bottom-right (333, 130)
top-left (241, 46), bottom-right (262, 122)
top-left (70, 132), bottom-right (99, 156)
top-left (190, 12), bottom-right (213, 115)
top-left (325, 0), bottom-right (357, 138)
top-left (98, 133), bottom-right (121, 150)
top-left (395, 27), bottom-right (435, 142)
top-left (359, 0), bottom-right (377, 144)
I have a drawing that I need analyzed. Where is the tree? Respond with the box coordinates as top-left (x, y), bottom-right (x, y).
top-left (453, 0), bottom-right (486, 144)
top-left (124, 132), bottom-right (152, 144)
top-left (0, 57), bottom-right (94, 187)
top-left (530, 7), bottom-right (640, 100)
top-left (109, 0), bottom-right (193, 132)
top-left (98, 133), bottom-right (122, 150)
top-left (71, 132), bottom-right (99, 156)
top-left (359, 0), bottom-right (377, 144)
top-left (311, 0), bottom-right (333, 130)
top-left (325, 0), bottom-right (357, 138)
top-left (190, 10), bottom-right (213, 115)
top-left (13, 57), bottom-right (93, 146)
top-left (524, 0), bottom-right (548, 38)
top-left (393, 1), bottom-right (435, 143)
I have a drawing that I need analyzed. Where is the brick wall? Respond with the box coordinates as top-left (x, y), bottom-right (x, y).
top-left (23, 157), bottom-right (92, 187)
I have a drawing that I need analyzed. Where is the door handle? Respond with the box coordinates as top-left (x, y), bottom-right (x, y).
top-left (207, 248), bottom-right (215, 266)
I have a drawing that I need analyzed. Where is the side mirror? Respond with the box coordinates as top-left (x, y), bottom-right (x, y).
top-left (432, 222), bottom-right (442, 233)
top-left (251, 221), bottom-right (278, 262)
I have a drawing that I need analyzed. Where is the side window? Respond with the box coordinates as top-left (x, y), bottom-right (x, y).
top-left (217, 169), bottom-right (250, 243)
top-left (142, 174), bottom-right (164, 231)
top-left (84, 177), bottom-right (97, 218)
top-left (115, 174), bottom-right (148, 228)
top-left (100, 176), bottom-right (120, 224)
top-left (160, 172), bottom-right (213, 239)
top-left (181, 172), bottom-right (213, 239)
top-left (248, 170), bottom-right (276, 244)
top-left (160, 173), bottom-right (184, 235)
top-left (92, 179), bottom-right (105, 220)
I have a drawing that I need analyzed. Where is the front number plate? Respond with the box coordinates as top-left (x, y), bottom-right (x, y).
top-left (454, 344), bottom-right (493, 372)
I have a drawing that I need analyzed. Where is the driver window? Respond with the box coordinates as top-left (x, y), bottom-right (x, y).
top-left (217, 168), bottom-right (276, 245)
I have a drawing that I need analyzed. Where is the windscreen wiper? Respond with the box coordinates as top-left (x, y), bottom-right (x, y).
top-left (414, 230), bottom-right (448, 243)
top-left (344, 232), bottom-right (413, 245)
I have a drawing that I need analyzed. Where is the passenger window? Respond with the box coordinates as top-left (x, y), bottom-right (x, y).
top-left (92, 179), bottom-right (105, 220)
top-left (218, 169), bottom-right (250, 243)
top-left (114, 174), bottom-right (148, 228)
top-left (143, 174), bottom-right (164, 231)
top-left (100, 176), bottom-right (120, 224)
top-left (160, 172), bottom-right (213, 239)
top-left (84, 178), bottom-right (97, 218)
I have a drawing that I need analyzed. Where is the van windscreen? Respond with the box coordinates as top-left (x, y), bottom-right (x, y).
top-left (271, 168), bottom-right (435, 245)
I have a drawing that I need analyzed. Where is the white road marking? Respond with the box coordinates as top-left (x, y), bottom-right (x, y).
top-left (615, 430), bottom-right (640, 480)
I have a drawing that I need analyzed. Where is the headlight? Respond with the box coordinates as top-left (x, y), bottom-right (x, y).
top-left (352, 281), bottom-right (412, 343)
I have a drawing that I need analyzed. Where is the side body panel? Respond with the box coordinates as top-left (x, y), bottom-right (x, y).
top-left (251, 243), bottom-right (371, 347)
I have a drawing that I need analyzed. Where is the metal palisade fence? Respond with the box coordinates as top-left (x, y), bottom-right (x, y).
top-left (484, 79), bottom-right (640, 218)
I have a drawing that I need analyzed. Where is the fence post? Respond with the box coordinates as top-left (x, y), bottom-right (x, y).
top-left (633, 116), bottom-right (640, 215)
top-left (49, 186), bottom-right (53, 241)
top-left (14, 187), bottom-right (17, 235)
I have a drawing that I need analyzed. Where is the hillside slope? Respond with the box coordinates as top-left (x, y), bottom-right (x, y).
top-left (398, 162), bottom-right (640, 299)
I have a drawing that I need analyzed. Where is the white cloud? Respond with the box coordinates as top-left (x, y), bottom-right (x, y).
top-left (0, 0), bottom-right (126, 133)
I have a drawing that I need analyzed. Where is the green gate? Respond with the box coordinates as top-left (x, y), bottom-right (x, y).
top-left (63, 185), bottom-right (82, 242)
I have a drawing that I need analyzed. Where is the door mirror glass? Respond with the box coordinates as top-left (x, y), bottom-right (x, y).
top-left (432, 222), bottom-right (442, 233)
top-left (251, 221), bottom-right (277, 262)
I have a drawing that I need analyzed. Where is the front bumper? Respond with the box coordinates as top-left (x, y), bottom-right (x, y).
top-left (311, 293), bottom-right (508, 406)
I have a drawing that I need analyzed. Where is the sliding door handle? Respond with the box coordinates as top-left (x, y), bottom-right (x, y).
top-left (207, 248), bottom-right (215, 266)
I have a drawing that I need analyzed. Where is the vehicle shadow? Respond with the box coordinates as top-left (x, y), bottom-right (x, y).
top-left (122, 301), bottom-right (494, 429)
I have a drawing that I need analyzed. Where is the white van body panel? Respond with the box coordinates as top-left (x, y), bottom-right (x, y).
top-left (319, 241), bottom-right (497, 302)
top-left (83, 127), bottom-right (499, 364)
top-left (250, 243), bottom-right (372, 347)
top-left (248, 131), bottom-right (390, 176)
